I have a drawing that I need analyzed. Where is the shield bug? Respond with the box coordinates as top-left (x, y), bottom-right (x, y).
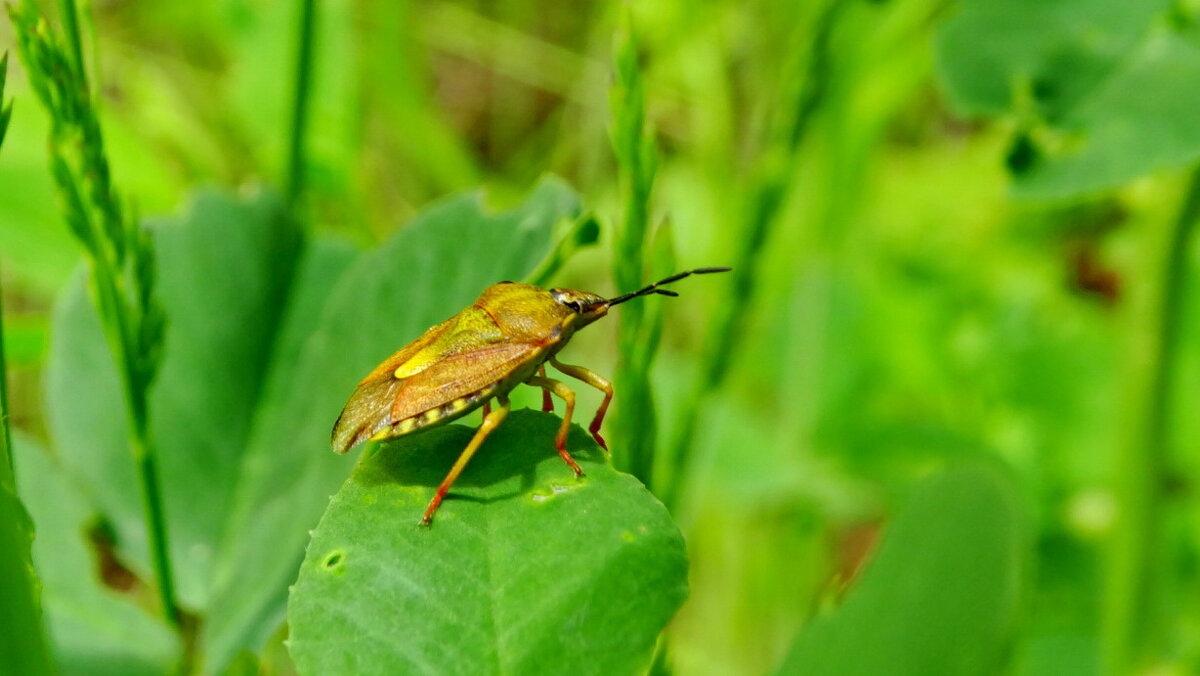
top-left (331, 267), bottom-right (731, 525)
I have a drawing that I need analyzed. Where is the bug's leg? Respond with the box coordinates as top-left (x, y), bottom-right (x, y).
top-left (537, 365), bottom-right (554, 413)
top-left (421, 396), bottom-right (510, 526)
top-left (549, 357), bottom-right (613, 454)
top-left (482, 401), bottom-right (491, 418)
top-left (526, 375), bottom-right (584, 478)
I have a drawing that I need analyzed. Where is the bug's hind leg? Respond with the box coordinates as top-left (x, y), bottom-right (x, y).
top-left (526, 375), bottom-right (584, 478)
top-left (421, 395), bottom-right (510, 526)
top-left (537, 365), bottom-right (554, 412)
top-left (550, 357), bottom-right (613, 454)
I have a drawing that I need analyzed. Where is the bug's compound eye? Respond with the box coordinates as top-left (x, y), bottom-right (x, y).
top-left (550, 288), bottom-right (577, 310)
top-left (552, 288), bottom-right (607, 315)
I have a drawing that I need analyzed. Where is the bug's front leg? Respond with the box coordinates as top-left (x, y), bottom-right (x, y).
top-left (537, 365), bottom-right (554, 413)
top-left (421, 395), bottom-right (510, 526)
top-left (549, 357), bottom-right (613, 454)
top-left (526, 375), bottom-right (584, 478)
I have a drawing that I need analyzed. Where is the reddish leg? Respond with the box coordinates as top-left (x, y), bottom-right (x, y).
top-left (537, 365), bottom-right (554, 412)
top-left (421, 396), bottom-right (510, 526)
top-left (550, 357), bottom-right (613, 453)
top-left (526, 375), bottom-right (584, 477)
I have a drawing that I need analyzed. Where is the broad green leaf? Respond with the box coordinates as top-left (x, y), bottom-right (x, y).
top-left (13, 435), bottom-right (177, 675)
top-left (44, 188), bottom-right (303, 608)
top-left (1011, 32), bottom-right (1200, 198)
top-left (195, 233), bottom-right (358, 668)
top-left (287, 410), bottom-right (688, 675)
top-left (935, 1), bottom-right (1200, 197)
top-left (778, 467), bottom-right (1025, 676)
top-left (202, 176), bottom-right (580, 671)
top-left (935, 0), bottom-right (1170, 120)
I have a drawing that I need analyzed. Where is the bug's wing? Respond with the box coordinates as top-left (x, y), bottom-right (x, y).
top-left (331, 307), bottom-right (552, 453)
top-left (350, 312), bottom-right (478, 386)
top-left (331, 341), bottom-right (543, 453)
top-left (390, 340), bottom-right (543, 415)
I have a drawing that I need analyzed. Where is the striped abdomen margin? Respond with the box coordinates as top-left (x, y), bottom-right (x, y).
top-left (370, 383), bottom-right (499, 441)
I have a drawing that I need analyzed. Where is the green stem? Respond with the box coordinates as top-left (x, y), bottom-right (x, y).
top-left (0, 271), bottom-right (56, 675)
top-left (11, 0), bottom-right (179, 632)
top-left (133, 422), bottom-right (179, 628)
top-left (56, 0), bottom-right (86, 85)
top-left (1104, 167), bottom-right (1200, 673)
top-left (91, 264), bottom-right (180, 628)
top-left (284, 0), bottom-right (317, 207)
top-left (609, 13), bottom-right (660, 487)
top-left (0, 276), bottom-right (11, 481)
top-left (661, 0), bottom-right (842, 508)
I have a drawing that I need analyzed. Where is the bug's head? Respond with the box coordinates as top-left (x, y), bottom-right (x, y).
top-left (550, 288), bottom-right (610, 328)
top-left (552, 267), bottom-right (732, 330)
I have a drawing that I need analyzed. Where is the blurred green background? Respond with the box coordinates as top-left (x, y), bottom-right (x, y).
top-left (3, 0), bottom-right (1200, 674)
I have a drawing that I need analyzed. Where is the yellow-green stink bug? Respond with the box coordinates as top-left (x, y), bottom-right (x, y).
top-left (331, 267), bottom-right (731, 525)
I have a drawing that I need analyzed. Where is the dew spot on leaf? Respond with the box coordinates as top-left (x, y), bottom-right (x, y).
top-left (529, 482), bottom-right (582, 503)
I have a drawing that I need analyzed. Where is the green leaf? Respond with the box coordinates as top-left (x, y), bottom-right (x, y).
top-left (0, 433), bottom-right (53, 674)
top-left (40, 177), bottom-right (580, 671)
top-left (935, 0), bottom-right (1171, 119)
top-left (287, 410), bottom-right (688, 675)
top-left (44, 188), bottom-right (303, 609)
top-left (935, 1), bottom-right (1200, 197)
top-left (0, 67), bottom-right (78, 295)
top-left (202, 176), bottom-right (580, 671)
top-left (13, 435), bottom-right (177, 675)
top-left (778, 467), bottom-right (1026, 676)
top-left (1011, 32), bottom-right (1200, 198)
top-left (0, 492), bottom-right (51, 675)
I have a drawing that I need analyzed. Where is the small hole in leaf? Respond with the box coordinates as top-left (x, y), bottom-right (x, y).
top-left (323, 551), bottom-right (344, 569)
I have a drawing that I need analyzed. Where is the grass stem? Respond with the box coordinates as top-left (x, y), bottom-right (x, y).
top-left (9, 1), bottom-right (180, 629)
top-left (1103, 166), bottom-right (1200, 673)
top-left (284, 0), bottom-right (317, 208)
top-left (661, 0), bottom-right (842, 509)
top-left (0, 280), bottom-right (10, 481)
top-left (609, 12), bottom-right (663, 487)
top-left (56, 0), bottom-right (86, 86)
top-left (0, 55), bottom-right (55, 673)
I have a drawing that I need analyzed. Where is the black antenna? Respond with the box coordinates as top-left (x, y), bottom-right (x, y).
top-left (602, 267), bottom-right (732, 307)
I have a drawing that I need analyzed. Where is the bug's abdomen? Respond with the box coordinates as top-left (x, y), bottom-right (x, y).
top-left (370, 384), bottom-right (498, 442)
top-left (332, 376), bottom-right (498, 452)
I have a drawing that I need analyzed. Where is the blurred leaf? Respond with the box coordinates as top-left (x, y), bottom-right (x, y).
top-left (778, 467), bottom-right (1026, 676)
top-left (44, 188), bottom-right (303, 609)
top-left (524, 212), bottom-right (601, 287)
top-left (0, 98), bottom-right (77, 294)
top-left (287, 410), bottom-right (688, 675)
top-left (1015, 635), bottom-right (1099, 676)
top-left (1011, 32), bottom-right (1200, 198)
top-left (202, 176), bottom-right (580, 672)
top-left (0, 419), bottom-right (52, 675)
top-left (0, 485), bottom-right (50, 675)
top-left (13, 435), bottom-right (177, 675)
top-left (935, 0), bottom-right (1171, 119)
top-left (219, 651), bottom-right (259, 676)
top-left (0, 314), bottom-right (49, 367)
top-left (935, 1), bottom-right (1200, 197)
